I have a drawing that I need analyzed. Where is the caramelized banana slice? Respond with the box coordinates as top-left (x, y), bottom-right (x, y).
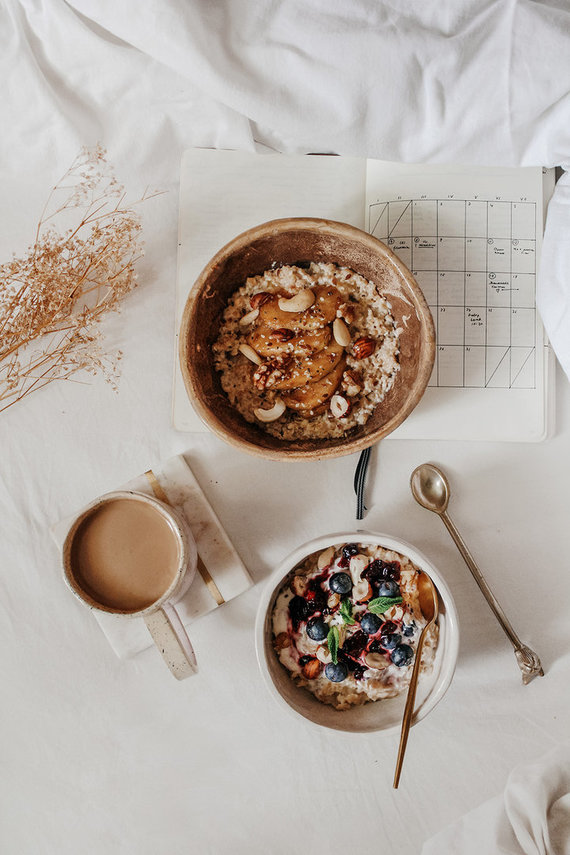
top-left (253, 341), bottom-right (345, 391)
top-left (258, 285), bottom-right (341, 331)
top-left (282, 357), bottom-right (346, 411)
top-left (246, 324), bottom-right (331, 359)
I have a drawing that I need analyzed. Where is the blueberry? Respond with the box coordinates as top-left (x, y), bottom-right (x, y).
top-left (324, 662), bottom-right (349, 682)
top-left (402, 621), bottom-right (415, 637)
top-left (380, 632), bottom-right (401, 650)
top-left (378, 580), bottom-right (400, 598)
top-left (329, 572), bottom-right (352, 595)
top-left (360, 613), bottom-right (382, 635)
top-left (306, 617), bottom-right (328, 641)
top-left (390, 644), bottom-right (413, 667)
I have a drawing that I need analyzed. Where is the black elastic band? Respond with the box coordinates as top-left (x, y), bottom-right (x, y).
top-left (354, 446), bottom-right (371, 520)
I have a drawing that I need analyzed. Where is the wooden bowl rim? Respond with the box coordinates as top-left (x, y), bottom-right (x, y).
top-left (179, 217), bottom-right (435, 460)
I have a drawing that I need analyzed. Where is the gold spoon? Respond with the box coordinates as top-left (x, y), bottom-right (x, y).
top-left (410, 462), bottom-right (544, 685)
top-left (393, 571), bottom-right (438, 789)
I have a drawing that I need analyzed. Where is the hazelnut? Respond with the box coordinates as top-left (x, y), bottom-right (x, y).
top-left (337, 302), bottom-right (356, 324)
top-left (352, 336), bottom-right (376, 359)
top-left (253, 399), bottom-right (286, 422)
top-left (365, 652), bottom-right (388, 670)
top-left (316, 646), bottom-right (332, 664)
top-left (273, 632), bottom-right (290, 651)
top-left (327, 592), bottom-right (341, 609)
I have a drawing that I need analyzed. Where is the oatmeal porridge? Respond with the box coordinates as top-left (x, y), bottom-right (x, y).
top-left (212, 262), bottom-right (401, 440)
top-left (271, 542), bottom-right (438, 710)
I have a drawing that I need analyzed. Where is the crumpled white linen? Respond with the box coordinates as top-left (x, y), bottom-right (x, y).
top-left (422, 745), bottom-right (570, 855)
top-left (56, 0), bottom-right (570, 378)
top-left (3, 2), bottom-right (570, 370)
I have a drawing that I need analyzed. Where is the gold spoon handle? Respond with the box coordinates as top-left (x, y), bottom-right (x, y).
top-left (440, 511), bottom-right (544, 684)
top-left (393, 622), bottom-right (431, 788)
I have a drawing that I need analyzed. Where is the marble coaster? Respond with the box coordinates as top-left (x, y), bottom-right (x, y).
top-left (51, 453), bottom-right (253, 659)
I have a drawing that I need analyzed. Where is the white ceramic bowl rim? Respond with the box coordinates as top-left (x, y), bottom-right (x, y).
top-left (255, 531), bottom-right (460, 735)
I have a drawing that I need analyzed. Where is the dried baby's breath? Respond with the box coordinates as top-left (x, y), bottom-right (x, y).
top-left (0, 144), bottom-right (152, 412)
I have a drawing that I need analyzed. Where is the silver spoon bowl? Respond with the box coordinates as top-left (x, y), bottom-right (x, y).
top-left (411, 463), bottom-right (544, 685)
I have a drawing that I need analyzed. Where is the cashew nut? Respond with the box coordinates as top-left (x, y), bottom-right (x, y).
top-left (278, 289), bottom-right (315, 313)
top-left (254, 398), bottom-right (286, 422)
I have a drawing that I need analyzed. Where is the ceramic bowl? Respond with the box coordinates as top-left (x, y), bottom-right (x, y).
top-left (255, 531), bottom-right (459, 734)
top-left (178, 218), bottom-right (435, 460)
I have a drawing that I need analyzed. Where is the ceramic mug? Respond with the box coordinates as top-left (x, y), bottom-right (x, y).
top-left (62, 490), bottom-right (198, 679)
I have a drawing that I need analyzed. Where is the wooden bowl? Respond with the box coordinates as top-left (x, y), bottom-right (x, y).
top-left (179, 218), bottom-right (435, 460)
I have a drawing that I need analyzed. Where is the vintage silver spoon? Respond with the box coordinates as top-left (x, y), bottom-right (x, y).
top-left (410, 463), bottom-right (544, 685)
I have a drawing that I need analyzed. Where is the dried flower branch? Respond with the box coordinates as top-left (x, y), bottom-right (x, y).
top-left (0, 144), bottom-right (151, 412)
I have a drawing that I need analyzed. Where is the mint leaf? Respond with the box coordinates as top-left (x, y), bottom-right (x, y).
top-left (339, 598), bottom-right (356, 625)
top-left (368, 596), bottom-right (403, 615)
top-left (327, 626), bottom-right (339, 664)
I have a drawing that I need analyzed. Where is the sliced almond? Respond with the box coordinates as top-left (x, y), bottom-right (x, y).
top-left (384, 605), bottom-right (404, 621)
top-left (317, 546), bottom-right (335, 570)
top-left (278, 289), bottom-right (315, 313)
top-left (365, 652), bottom-right (388, 670)
top-left (239, 308), bottom-right (260, 326)
top-left (353, 579), bottom-right (373, 603)
top-left (349, 554), bottom-right (369, 584)
top-left (316, 646), bottom-right (332, 664)
top-left (238, 343), bottom-right (262, 365)
top-left (333, 317), bottom-right (351, 347)
top-left (254, 399), bottom-right (286, 422)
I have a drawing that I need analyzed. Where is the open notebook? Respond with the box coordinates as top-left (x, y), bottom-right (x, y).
top-left (173, 149), bottom-right (555, 441)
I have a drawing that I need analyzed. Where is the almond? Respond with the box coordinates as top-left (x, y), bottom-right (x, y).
top-left (352, 336), bottom-right (376, 359)
top-left (332, 317), bottom-right (351, 347)
top-left (239, 308), bottom-right (259, 326)
top-left (301, 657), bottom-right (322, 679)
top-left (238, 343), bottom-right (262, 365)
top-left (273, 632), bottom-right (290, 651)
top-left (250, 292), bottom-right (272, 310)
top-left (330, 394), bottom-right (351, 418)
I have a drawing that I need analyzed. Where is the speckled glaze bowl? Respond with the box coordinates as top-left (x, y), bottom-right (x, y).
top-left (179, 218), bottom-right (435, 460)
top-left (255, 532), bottom-right (459, 734)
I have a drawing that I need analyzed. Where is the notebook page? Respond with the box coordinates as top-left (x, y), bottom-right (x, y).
top-left (364, 161), bottom-right (553, 441)
top-left (173, 149), bottom-right (365, 431)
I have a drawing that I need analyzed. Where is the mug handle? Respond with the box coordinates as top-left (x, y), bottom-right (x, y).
top-left (144, 603), bottom-right (198, 680)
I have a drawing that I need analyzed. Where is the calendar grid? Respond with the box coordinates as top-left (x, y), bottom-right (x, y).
top-left (368, 197), bottom-right (537, 389)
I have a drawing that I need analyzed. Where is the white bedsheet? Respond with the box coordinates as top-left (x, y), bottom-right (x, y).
top-left (1, 3), bottom-right (570, 854)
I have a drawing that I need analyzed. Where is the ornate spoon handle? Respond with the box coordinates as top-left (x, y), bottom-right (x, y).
top-left (440, 511), bottom-right (544, 685)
